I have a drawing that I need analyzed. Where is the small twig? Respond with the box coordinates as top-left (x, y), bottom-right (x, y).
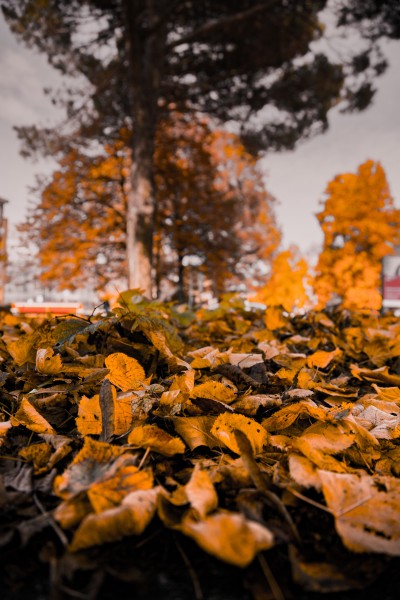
top-left (175, 537), bottom-right (204, 600)
top-left (33, 494), bottom-right (69, 547)
top-left (257, 554), bottom-right (286, 600)
top-left (138, 446), bottom-right (151, 470)
top-left (287, 487), bottom-right (333, 514)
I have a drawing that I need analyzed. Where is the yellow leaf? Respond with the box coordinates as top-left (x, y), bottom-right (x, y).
top-left (54, 437), bottom-right (124, 499)
top-left (76, 394), bottom-right (102, 435)
top-left (211, 413), bottom-right (267, 455)
top-left (191, 380), bottom-right (236, 404)
top-left (88, 465), bottom-right (153, 513)
top-left (187, 346), bottom-right (220, 368)
top-left (288, 454), bottom-right (322, 491)
top-left (319, 471), bottom-right (400, 556)
top-left (181, 510), bottom-right (274, 567)
top-left (76, 389), bottom-right (135, 437)
top-left (105, 352), bottom-right (145, 391)
top-left (4, 333), bottom-right (37, 365)
top-left (185, 464), bottom-right (218, 519)
top-left (371, 385), bottom-right (400, 403)
top-left (54, 495), bottom-right (93, 529)
top-left (262, 400), bottom-right (327, 432)
top-left (69, 487), bottom-right (160, 552)
top-left (169, 370), bottom-right (195, 397)
top-left (19, 442), bottom-right (52, 474)
top-left (306, 348), bottom-right (342, 369)
top-left (350, 365), bottom-right (400, 387)
top-left (173, 416), bottom-right (219, 450)
top-left (11, 397), bottom-right (55, 434)
top-left (127, 424), bottom-right (185, 456)
top-left (36, 347), bottom-right (63, 374)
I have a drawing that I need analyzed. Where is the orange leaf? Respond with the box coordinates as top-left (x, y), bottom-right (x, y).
top-left (127, 424), bottom-right (185, 456)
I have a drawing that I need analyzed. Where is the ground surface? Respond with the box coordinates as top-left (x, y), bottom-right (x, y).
top-left (1, 295), bottom-right (400, 599)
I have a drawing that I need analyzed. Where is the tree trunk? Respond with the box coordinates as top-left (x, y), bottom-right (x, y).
top-left (124, 0), bottom-right (167, 296)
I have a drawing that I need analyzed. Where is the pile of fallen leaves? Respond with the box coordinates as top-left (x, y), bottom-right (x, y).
top-left (1, 292), bottom-right (400, 599)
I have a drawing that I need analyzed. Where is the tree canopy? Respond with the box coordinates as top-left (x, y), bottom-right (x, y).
top-left (22, 114), bottom-right (280, 301)
top-left (314, 160), bottom-right (400, 310)
top-left (3, 0), bottom-right (400, 292)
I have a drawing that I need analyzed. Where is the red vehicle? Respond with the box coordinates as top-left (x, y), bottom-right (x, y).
top-left (11, 302), bottom-right (83, 316)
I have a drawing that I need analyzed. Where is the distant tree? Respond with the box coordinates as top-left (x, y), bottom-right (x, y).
top-left (314, 160), bottom-right (400, 310)
top-left (23, 115), bottom-right (280, 299)
top-left (3, 0), bottom-right (400, 293)
top-left (253, 247), bottom-right (310, 312)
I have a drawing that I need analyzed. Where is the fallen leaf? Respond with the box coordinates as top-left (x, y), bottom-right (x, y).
top-left (11, 398), bottom-right (55, 434)
top-left (191, 381), bottom-right (236, 404)
top-left (211, 413), bottom-right (267, 455)
top-left (173, 416), bottom-right (219, 450)
top-left (70, 487), bottom-right (160, 551)
top-left (127, 424), bottom-right (185, 456)
top-left (36, 348), bottom-right (63, 374)
top-left (105, 352), bottom-right (145, 391)
top-left (181, 510), bottom-right (274, 567)
top-left (319, 470), bottom-right (400, 555)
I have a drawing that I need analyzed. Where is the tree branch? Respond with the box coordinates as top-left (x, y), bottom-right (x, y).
top-left (167, 2), bottom-right (274, 50)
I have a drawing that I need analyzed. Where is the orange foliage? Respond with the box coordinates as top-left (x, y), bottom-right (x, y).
top-left (253, 247), bottom-right (310, 312)
top-left (23, 116), bottom-right (280, 299)
top-left (314, 160), bottom-right (400, 310)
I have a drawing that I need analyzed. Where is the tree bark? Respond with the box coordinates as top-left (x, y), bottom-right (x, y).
top-left (124, 0), bottom-right (167, 296)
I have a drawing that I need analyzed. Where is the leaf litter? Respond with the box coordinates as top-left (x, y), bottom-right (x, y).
top-left (0, 297), bottom-right (400, 598)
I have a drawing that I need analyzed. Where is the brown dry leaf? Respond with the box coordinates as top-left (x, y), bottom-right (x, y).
top-left (191, 380), bottom-right (236, 404)
top-left (54, 437), bottom-right (125, 499)
top-left (185, 463), bottom-right (218, 519)
top-left (88, 465), bottom-right (153, 513)
top-left (181, 510), bottom-right (274, 567)
top-left (188, 346), bottom-right (221, 369)
top-left (69, 487), bottom-right (160, 552)
top-left (306, 348), bottom-right (342, 369)
top-left (352, 403), bottom-right (399, 439)
top-left (144, 328), bottom-right (191, 371)
top-left (173, 416), bottom-right (219, 450)
top-left (105, 352), bottom-right (145, 391)
top-left (319, 470), bottom-right (400, 555)
top-left (227, 353), bottom-right (264, 368)
top-left (291, 422), bottom-right (354, 473)
top-left (288, 453), bottom-right (322, 491)
top-left (4, 333), bottom-right (37, 365)
top-left (211, 413), bottom-right (267, 455)
top-left (350, 365), bottom-right (400, 387)
top-left (169, 370), bottom-right (195, 398)
top-left (262, 400), bottom-right (328, 432)
top-left (314, 383), bottom-right (358, 398)
top-left (231, 394), bottom-right (282, 416)
top-left (76, 394), bottom-right (102, 435)
top-left (371, 385), bottom-right (400, 403)
top-left (54, 495), bottom-right (93, 529)
top-left (36, 348), bottom-right (63, 374)
top-left (11, 397), bottom-right (55, 434)
top-left (127, 424), bottom-right (185, 456)
top-left (19, 443), bottom-right (52, 474)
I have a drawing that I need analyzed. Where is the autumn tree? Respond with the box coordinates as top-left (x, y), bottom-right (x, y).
top-left (4, 1), bottom-right (400, 294)
top-left (252, 247), bottom-right (310, 312)
top-left (23, 116), bottom-right (280, 300)
top-left (314, 160), bottom-right (400, 310)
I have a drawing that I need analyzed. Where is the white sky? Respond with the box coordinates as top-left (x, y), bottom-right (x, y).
top-left (0, 13), bottom-right (399, 258)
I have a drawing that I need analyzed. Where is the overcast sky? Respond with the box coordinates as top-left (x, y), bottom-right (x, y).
top-left (1, 13), bottom-right (399, 257)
